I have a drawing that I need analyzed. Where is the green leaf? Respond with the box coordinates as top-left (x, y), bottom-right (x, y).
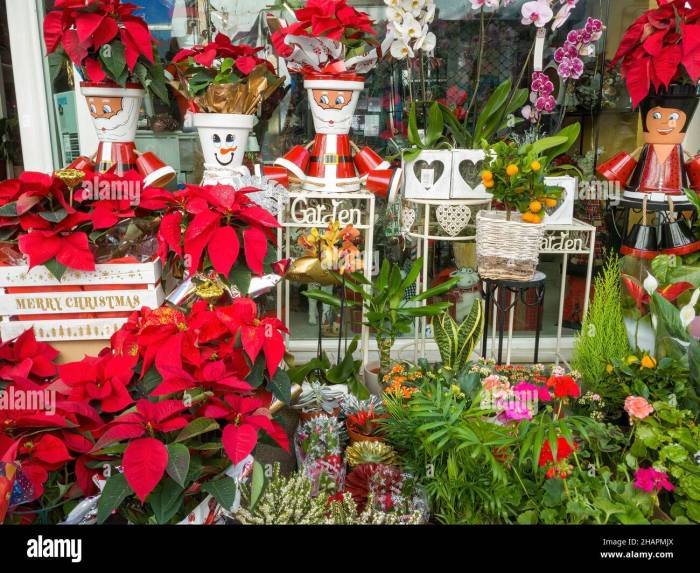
top-left (96, 473), bottom-right (132, 524)
top-left (516, 510), bottom-right (538, 525)
top-left (302, 289), bottom-right (342, 308)
top-left (424, 102), bottom-right (445, 148)
top-left (38, 209), bottom-right (68, 223)
top-left (100, 41), bottom-right (126, 81)
top-left (175, 417), bottom-right (220, 443)
top-left (249, 460), bottom-right (265, 511)
top-left (0, 201), bottom-right (17, 216)
top-left (229, 264), bottom-right (252, 297)
top-left (43, 258), bottom-right (67, 281)
top-left (268, 368), bottom-right (292, 404)
top-left (202, 478), bottom-right (237, 511)
top-left (473, 79), bottom-right (511, 144)
top-left (408, 103), bottom-right (422, 146)
top-left (166, 443), bottom-right (191, 488)
top-left (412, 276), bottom-right (460, 301)
top-left (542, 478), bottom-right (564, 507)
top-left (149, 477), bottom-right (185, 524)
top-left (531, 135), bottom-right (568, 156)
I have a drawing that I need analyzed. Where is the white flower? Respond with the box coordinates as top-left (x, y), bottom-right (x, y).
top-left (551, 3), bottom-right (572, 30)
top-left (386, 7), bottom-right (404, 22)
top-left (414, 29), bottom-right (436, 52)
top-left (402, 0), bottom-right (424, 13)
top-left (422, 3), bottom-right (436, 23)
top-left (471, 0), bottom-right (500, 10)
top-left (521, 0), bottom-right (554, 27)
top-left (390, 38), bottom-right (414, 60)
top-left (397, 13), bottom-right (422, 38)
top-left (384, 0), bottom-right (402, 7)
top-left (643, 272), bottom-right (659, 295)
top-left (680, 288), bottom-right (700, 329)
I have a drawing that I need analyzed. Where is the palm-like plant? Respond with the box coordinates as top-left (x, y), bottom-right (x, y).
top-left (303, 258), bottom-right (458, 379)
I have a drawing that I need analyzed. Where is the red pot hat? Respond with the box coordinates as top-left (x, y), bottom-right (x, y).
top-left (136, 152), bottom-right (176, 188)
top-left (259, 164), bottom-right (290, 189)
top-left (354, 146), bottom-right (390, 178)
top-left (365, 168), bottom-right (402, 204)
top-left (597, 152), bottom-right (637, 185)
top-left (274, 145), bottom-right (311, 181)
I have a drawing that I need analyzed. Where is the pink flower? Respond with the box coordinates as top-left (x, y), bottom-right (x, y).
top-left (624, 396), bottom-right (654, 421)
top-left (521, 1), bottom-right (554, 28)
top-left (634, 467), bottom-right (675, 494)
top-left (482, 374), bottom-right (507, 391)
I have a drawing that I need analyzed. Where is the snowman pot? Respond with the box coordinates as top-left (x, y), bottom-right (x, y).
top-left (194, 113), bottom-right (255, 183)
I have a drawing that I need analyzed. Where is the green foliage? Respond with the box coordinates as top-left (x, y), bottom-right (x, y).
top-left (572, 253), bottom-right (632, 391)
top-left (432, 300), bottom-right (484, 371)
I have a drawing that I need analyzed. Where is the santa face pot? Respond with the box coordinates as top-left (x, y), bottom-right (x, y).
top-left (303, 73), bottom-right (364, 136)
top-left (81, 82), bottom-right (145, 143)
top-left (193, 113), bottom-right (255, 175)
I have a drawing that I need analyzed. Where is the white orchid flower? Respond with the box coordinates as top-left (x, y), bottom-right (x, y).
top-left (402, 0), bottom-right (424, 13)
top-left (386, 7), bottom-right (404, 23)
top-left (414, 28), bottom-right (436, 52)
top-left (390, 38), bottom-right (414, 60)
top-left (397, 13), bottom-right (422, 38)
top-left (385, 0), bottom-right (402, 7)
top-left (680, 288), bottom-right (700, 329)
top-left (521, 0), bottom-right (554, 27)
top-left (643, 272), bottom-right (659, 296)
top-left (423, 3), bottom-right (436, 23)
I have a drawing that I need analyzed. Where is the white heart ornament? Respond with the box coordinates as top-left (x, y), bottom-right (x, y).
top-left (436, 204), bottom-right (472, 236)
top-left (401, 207), bottom-right (416, 233)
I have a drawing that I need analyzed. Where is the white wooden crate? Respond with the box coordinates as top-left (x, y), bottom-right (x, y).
top-left (0, 260), bottom-right (162, 287)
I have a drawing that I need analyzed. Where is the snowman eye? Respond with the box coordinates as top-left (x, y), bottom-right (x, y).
top-left (103, 104), bottom-right (112, 114)
top-left (335, 95), bottom-right (345, 105)
top-left (320, 95), bottom-right (329, 105)
top-left (669, 112), bottom-right (680, 121)
top-left (652, 112), bottom-right (663, 120)
top-left (213, 134), bottom-right (221, 146)
top-left (226, 134), bottom-right (235, 143)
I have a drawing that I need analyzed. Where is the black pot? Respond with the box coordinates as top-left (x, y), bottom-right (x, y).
top-left (621, 223), bottom-right (658, 259)
top-left (659, 219), bottom-right (700, 256)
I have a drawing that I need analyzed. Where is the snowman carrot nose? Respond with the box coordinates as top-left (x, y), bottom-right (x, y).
top-left (219, 146), bottom-right (237, 155)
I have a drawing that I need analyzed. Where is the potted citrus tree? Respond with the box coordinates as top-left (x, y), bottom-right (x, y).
top-left (476, 123), bottom-right (580, 281)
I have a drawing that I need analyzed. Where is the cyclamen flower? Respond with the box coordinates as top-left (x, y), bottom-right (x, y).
top-left (521, 1), bottom-right (554, 28)
top-left (624, 395), bottom-right (654, 421)
top-left (634, 467), bottom-right (674, 494)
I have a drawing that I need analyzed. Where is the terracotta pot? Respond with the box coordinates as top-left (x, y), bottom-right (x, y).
top-left (346, 423), bottom-right (383, 444)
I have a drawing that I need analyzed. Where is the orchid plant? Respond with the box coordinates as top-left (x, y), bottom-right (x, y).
top-left (384, 0), bottom-right (437, 60)
top-left (43, 0), bottom-right (169, 102)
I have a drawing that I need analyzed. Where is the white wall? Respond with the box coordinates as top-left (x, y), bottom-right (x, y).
top-left (5, 0), bottom-right (55, 172)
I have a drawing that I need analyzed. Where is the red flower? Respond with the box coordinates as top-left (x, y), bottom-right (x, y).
top-left (173, 33), bottom-right (271, 75)
top-left (546, 375), bottom-right (581, 399)
top-left (538, 436), bottom-right (576, 467)
top-left (201, 393), bottom-right (289, 464)
top-left (0, 329), bottom-right (59, 382)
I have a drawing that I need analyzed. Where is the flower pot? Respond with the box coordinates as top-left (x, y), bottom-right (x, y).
top-left (193, 113), bottom-right (255, 182)
top-left (403, 149), bottom-right (453, 199)
top-left (300, 72), bottom-right (365, 193)
top-left (476, 210), bottom-right (546, 281)
top-left (81, 82), bottom-right (144, 145)
top-left (451, 149), bottom-right (491, 199)
top-left (363, 361), bottom-right (383, 396)
top-left (346, 422), bottom-right (384, 444)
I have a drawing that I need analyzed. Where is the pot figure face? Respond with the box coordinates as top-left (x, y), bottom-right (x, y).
top-left (304, 75), bottom-right (364, 135)
top-left (643, 105), bottom-right (688, 145)
top-left (81, 83), bottom-right (144, 143)
top-left (193, 113), bottom-right (254, 174)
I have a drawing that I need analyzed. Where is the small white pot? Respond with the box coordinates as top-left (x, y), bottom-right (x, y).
top-left (81, 82), bottom-right (144, 143)
top-left (363, 361), bottom-right (383, 396)
top-left (451, 149), bottom-right (491, 199)
top-left (194, 113), bottom-right (255, 176)
top-left (403, 149), bottom-right (453, 199)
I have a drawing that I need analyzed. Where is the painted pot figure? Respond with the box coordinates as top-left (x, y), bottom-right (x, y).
top-left (70, 83), bottom-right (175, 188)
top-left (194, 113), bottom-right (255, 182)
top-left (598, 86), bottom-right (700, 203)
top-left (270, 73), bottom-right (401, 201)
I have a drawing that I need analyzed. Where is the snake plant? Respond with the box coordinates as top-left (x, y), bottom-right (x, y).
top-left (432, 299), bottom-right (484, 371)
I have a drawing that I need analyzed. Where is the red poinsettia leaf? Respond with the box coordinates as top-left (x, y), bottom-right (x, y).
top-left (653, 44), bottom-right (683, 87)
top-left (75, 455), bottom-right (98, 496)
top-left (34, 434), bottom-right (72, 465)
top-left (61, 29), bottom-right (89, 66)
top-left (683, 45), bottom-right (700, 82)
top-left (243, 227), bottom-right (268, 275)
top-left (235, 56), bottom-right (258, 76)
top-left (101, 381), bottom-right (134, 413)
top-left (263, 327), bottom-right (285, 377)
top-left (681, 23), bottom-right (700, 58)
top-left (15, 193), bottom-right (42, 216)
top-left (222, 423), bottom-right (258, 465)
top-left (121, 17), bottom-right (155, 62)
top-left (237, 204), bottom-right (280, 228)
top-left (55, 232), bottom-right (96, 271)
top-left (208, 225), bottom-right (240, 276)
top-left (158, 211), bottom-right (183, 257)
top-left (92, 15), bottom-right (119, 48)
top-left (624, 56), bottom-right (652, 108)
top-left (123, 437), bottom-right (168, 503)
top-left (184, 210), bottom-right (220, 275)
top-left (43, 11), bottom-right (65, 53)
top-left (76, 12), bottom-right (106, 44)
top-left (61, 431), bottom-right (94, 454)
top-left (84, 57), bottom-right (107, 83)
top-left (119, 28), bottom-right (141, 71)
top-left (90, 423), bottom-right (145, 453)
top-left (246, 415), bottom-right (290, 452)
top-left (18, 231), bottom-right (60, 268)
top-left (240, 324), bottom-right (265, 365)
top-left (192, 45), bottom-right (217, 67)
top-left (642, 30), bottom-right (667, 56)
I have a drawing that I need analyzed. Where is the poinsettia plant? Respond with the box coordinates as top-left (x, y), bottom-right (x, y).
top-left (0, 170), bottom-right (160, 279)
top-left (610, 0), bottom-right (700, 107)
top-left (43, 0), bottom-right (169, 102)
top-left (171, 33), bottom-right (283, 114)
top-left (1, 298), bottom-right (291, 524)
top-left (143, 183), bottom-right (280, 289)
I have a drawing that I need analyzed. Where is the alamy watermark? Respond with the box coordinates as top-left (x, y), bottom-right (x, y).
top-left (0, 387), bottom-right (56, 416)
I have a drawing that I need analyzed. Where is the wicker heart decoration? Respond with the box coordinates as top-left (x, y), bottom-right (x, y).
top-left (457, 158), bottom-right (484, 191)
top-left (413, 159), bottom-right (445, 189)
top-left (436, 204), bottom-right (472, 236)
top-left (401, 207), bottom-right (416, 233)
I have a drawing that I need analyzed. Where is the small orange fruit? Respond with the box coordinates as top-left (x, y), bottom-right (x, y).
top-left (530, 160), bottom-right (542, 172)
top-left (481, 170), bottom-right (494, 181)
top-left (545, 198), bottom-right (558, 208)
top-left (484, 179), bottom-right (495, 188)
top-left (529, 200), bottom-right (542, 213)
top-left (506, 164), bottom-right (519, 176)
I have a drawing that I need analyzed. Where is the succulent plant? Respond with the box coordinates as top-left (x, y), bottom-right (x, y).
top-left (345, 441), bottom-right (399, 467)
top-left (294, 381), bottom-right (346, 414)
top-left (341, 395), bottom-right (384, 417)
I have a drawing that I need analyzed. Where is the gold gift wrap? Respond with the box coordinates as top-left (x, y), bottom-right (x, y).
top-left (285, 256), bottom-right (340, 286)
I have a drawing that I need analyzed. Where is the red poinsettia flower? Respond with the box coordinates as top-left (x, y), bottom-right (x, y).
top-left (538, 436), bottom-right (577, 467)
top-left (215, 297), bottom-right (288, 376)
top-left (173, 33), bottom-right (272, 75)
top-left (0, 328), bottom-right (59, 381)
top-left (546, 375), bottom-right (581, 399)
top-left (73, 170), bottom-right (143, 229)
top-left (17, 433), bottom-right (73, 471)
top-left (201, 392), bottom-right (289, 464)
top-left (610, 0), bottom-right (700, 106)
top-left (55, 352), bottom-right (137, 413)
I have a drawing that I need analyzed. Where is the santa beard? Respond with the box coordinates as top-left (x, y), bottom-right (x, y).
top-left (309, 97), bottom-right (356, 135)
top-left (91, 96), bottom-right (140, 142)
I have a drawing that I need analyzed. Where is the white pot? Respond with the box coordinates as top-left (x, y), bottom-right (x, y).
top-left (80, 82), bottom-right (144, 143)
top-left (451, 149), bottom-right (492, 199)
top-left (403, 149), bottom-right (453, 199)
top-left (194, 113), bottom-right (255, 177)
top-left (303, 74), bottom-right (364, 135)
top-left (363, 361), bottom-right (383, 397)
top-left (543, 176), bottom-right (576, 226)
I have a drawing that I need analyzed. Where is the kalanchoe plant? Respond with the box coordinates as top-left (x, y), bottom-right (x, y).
top-left (43, 0), bottom-right (169, 102)
top-left (610, 0), bottom-right (700, 107)
top-left (171, 33), bottom-right (283, 114)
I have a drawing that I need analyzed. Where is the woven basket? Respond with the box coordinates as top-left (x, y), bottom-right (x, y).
top-left (476, 210), bottom-right (545, 281)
